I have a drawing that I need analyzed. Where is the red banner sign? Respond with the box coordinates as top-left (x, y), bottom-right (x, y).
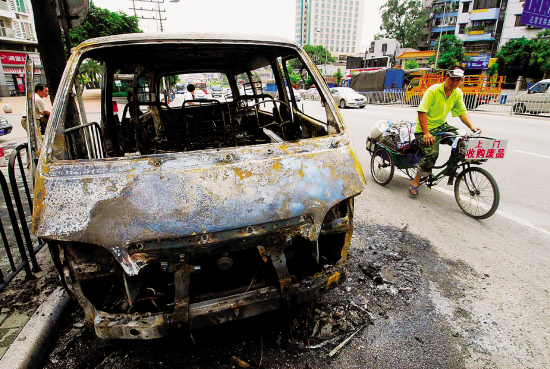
top-left (0, 52), bottom-right (27, 65)
top-left (0, 52), bottom-right (41, 66)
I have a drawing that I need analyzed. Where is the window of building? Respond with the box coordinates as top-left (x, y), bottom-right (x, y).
top-left (462, 2), bottom-right (470, 12)
top-left (459, 23), bottom-right (467, 33)
top-left (0, 20), bottom-right (6, 37)
top-left (473, 0), bottom-right (498, 9)
top-left (514, 15), bottom-right (526, 27)
top-left (15, 0), bottom-right (26, 13)
top-left (352, 47), bottom-right (355, 52)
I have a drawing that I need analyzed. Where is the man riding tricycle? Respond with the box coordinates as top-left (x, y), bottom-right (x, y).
top-left (366, 66), bottom-right (506, 219)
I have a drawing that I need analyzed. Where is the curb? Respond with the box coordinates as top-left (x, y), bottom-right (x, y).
top-left (0, 287), bottom-right (71, 369)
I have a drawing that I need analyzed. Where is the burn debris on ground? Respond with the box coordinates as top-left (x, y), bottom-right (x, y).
top-left (282, 224), bottom-right (424, 355)
top-left (41, 223), bottom-right (438, 368)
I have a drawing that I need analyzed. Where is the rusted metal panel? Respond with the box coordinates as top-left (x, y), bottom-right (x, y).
top-left (34, 137), bottom-right (364, 275)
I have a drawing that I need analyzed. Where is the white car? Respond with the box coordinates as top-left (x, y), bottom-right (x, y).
top-left (303, 87), bottom-right (319, 100)
top-left (276, 87), bottom-right (301, 102)
top-left (513, 79), bottom-right (550, 114)
top-left (329, 87), bottom-right (367, 109)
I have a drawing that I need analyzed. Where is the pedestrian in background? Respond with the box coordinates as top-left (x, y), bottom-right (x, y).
top-left (34, 83), bottom-right (50, 135)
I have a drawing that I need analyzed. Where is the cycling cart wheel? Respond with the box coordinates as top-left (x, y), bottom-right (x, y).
top-left (370, 147), bottom-right (394, 186)
top-left (454, 167), bottom-right (500, 219)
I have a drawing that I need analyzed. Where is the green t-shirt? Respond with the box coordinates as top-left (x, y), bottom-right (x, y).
top-left (416, 83), bottom-right (467, 133)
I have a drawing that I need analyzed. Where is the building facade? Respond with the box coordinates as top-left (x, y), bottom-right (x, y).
top-left (421, 0), bottom-right (546, 57)
top-left (295, 0), bottom-right (365, 59)
top-left (0, 0), bottom-right (41, 97)
top-left (499, 0), bottom-right (544, 48)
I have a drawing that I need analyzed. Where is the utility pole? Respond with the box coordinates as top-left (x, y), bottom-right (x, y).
top-left (129, 0), bottom-right (167, 32)
top-left (30, 0), bottom-right (67, 100)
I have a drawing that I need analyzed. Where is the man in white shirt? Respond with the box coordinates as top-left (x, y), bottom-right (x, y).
top-left (169, 84), bottom-right (196, 107)
top-left (183, 84), bottom-right (196, 106)
top-left (34, 84), bottom-right (50, 135)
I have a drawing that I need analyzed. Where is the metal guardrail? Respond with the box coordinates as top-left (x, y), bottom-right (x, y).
top-left (0, 143), bottom-right (45, 292)
top-left (358, 91), bottom-right (550, 117)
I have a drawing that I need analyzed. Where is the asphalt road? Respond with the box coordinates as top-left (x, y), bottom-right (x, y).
top-left (299, 99), bottom-right (550, 368)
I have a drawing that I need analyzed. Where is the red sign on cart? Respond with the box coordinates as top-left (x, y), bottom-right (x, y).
top-left (465, 139), bottom-right (508, 160)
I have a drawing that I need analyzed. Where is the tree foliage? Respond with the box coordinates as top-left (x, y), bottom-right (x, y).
top-left (80, 59), bottom-right (102, 84)
top-left (333, 68), bottom-right (344, 85)
top-left (70, 2), bottom-right (141, 46)
top-left (379, 0), bottom-right (427, 48)
top-left (405, 59), bottom-right (419, 69)
top-left (531, 29), bottom-right (550, 77)
top-left (289, 45), bottom-right (336, 70)
top-left (491, 36), bottom-right (540, 79)
top-left (429, 34), bottom-right (468, 69)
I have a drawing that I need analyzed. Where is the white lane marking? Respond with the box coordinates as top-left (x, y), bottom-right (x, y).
top-left (512, 150), bottom-right (550, 159)
top-left (394, 171), bottom-right (550, 236)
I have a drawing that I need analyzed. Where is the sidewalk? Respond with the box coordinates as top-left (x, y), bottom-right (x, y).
top-left (0, 88), bottom-right (102, 115)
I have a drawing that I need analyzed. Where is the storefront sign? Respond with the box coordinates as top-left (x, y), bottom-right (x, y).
top-left (460, 53), bottom-right (491, 70)
top-left (0, 52), bottom-right (41, 66)
top-left (3, 68), bottom-right (42, 75)
top-left (521, 0), bottom-right (550, 29)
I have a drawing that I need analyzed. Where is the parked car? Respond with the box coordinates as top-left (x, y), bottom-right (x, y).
top-left (32, 33), bottom-right (365, 339)
top-left (303, 87), bottom-right (320, 100)
top-left (0, 116), bottom-right (12, 136)
top-left (210, 85), bottom-right (223, 98)
top-left (328, 87), bottom-right (367, 109)
top-left (276, 87), bottom-right (301, 102)
top-left (513, 79), bottom-right (550, 114)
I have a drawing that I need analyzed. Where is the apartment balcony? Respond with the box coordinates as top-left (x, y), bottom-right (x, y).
top-left (432, 25), bottom-right (456, 32)
top-left (464, 31), bottom-right (495, 42)
top-left (470, 8), bottom-right (500, 21)
top-left (0, 28), bottom-right (16, 38)
top-left (464, 41), bottom-right (493, 53)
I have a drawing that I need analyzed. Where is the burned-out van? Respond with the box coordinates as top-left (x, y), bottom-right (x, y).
top-left (32, 33), bottom-right (365, 339)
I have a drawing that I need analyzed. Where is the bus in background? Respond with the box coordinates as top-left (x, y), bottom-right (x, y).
top-left (175, 83), bottom-right (186, 94)
top-left (194, 82), bottom-right (207, 94)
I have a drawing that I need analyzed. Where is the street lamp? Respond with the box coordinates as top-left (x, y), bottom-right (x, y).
top-left (315, 29), bottom-right (328, 77)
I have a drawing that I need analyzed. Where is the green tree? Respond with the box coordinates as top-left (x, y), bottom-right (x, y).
top-left (286, 66), bottom-right (301, 86)
top-left (491, 37), bottom-right (538, 79)
top-left (379, 0), bottom-right (427, 48)
top-left (429, 34), bottom-right (468, 69)
top-left (80, 59), bottom-right (103, 87)
top-left (289, 45), bottom-right (336, 70)
top-left (69, 2), bottom-right (141, 46)
top-left (531, 29), bottom-right (550, 78)
top-left (333, 68), bottom-right (344, 85)
top-left (405, 59), bottom-right (419, 69)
